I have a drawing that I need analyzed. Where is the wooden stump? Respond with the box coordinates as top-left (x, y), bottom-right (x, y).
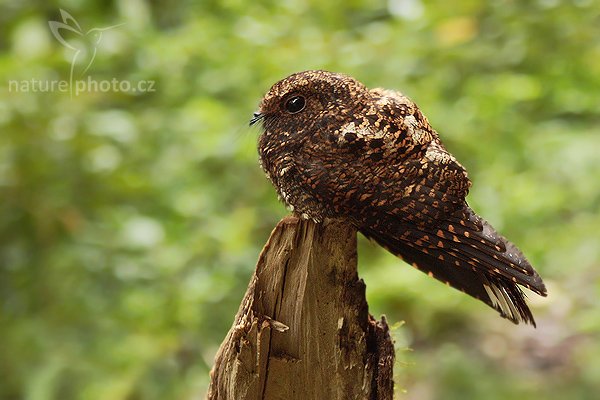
top-left (208, 216), bottom-right (394, 400)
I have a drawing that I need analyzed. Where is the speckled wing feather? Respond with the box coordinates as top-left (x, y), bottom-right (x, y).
top-left (348, 90), bottom-right (547, 325)
top-left (359, 205), bottom-right (545, 325)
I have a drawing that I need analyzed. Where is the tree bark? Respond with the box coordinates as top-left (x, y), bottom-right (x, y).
top-left (208, 216), bottom-right (395, 400)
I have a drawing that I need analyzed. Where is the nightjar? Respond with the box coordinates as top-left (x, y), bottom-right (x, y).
top-left (251, 70), bottom-right (547, 326)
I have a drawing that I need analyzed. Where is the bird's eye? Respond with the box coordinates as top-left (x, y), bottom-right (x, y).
top-left (284, 96), bottom-right (306, 114)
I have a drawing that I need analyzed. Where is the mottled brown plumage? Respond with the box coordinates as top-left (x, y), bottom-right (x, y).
top-left (252, 70), bottom-right (547, 326)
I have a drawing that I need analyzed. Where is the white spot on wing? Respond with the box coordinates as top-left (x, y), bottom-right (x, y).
top-left (405, 115), bottom-right (430, 144)
top-left (279, 166), bottom-right (290, 176)
top-left (340, 122), bottom-right (385, 139)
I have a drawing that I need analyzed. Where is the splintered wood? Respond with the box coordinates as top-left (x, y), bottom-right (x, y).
top-left (208, 216), bottom-right (394, 400)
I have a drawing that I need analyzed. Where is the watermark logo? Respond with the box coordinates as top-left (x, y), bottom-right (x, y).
top-left (48, 9), bottom-right (124, 86)
top-left (7, 9), bottom-right (155, 96)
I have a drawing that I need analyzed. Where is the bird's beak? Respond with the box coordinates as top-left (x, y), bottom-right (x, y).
top-left (249, 111), bottom-right (264, 126)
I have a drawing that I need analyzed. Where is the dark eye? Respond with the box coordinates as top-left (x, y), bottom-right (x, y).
top-left (284, 96), bottom-right (306, 114)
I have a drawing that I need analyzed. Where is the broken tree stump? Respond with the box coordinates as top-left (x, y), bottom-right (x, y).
top-left (208, 216), bottom-right (395, 400)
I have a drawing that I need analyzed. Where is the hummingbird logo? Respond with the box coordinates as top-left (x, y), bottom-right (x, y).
top-left (48, 9), bottom-right (123, 88)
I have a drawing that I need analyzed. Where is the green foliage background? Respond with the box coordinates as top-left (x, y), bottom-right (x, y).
top-left (1, 0), bottom-right (599, 398)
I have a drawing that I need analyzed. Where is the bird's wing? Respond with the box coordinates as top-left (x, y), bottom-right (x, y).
top-left (337, 89), bottom-right (548, 325)
top-left (360, 205), bottom-right (547, 325)
top-left (352, 143), bottom-right (546, 325)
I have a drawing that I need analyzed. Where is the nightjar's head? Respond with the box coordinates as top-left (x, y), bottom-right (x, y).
top-left (251, 70), bottom-right (371, 179)
top-left (251, 70), bottom-right (369, 132)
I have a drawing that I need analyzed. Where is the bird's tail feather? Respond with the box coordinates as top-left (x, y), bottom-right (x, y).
top-left (359, 206), bottom-right (546, 326)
